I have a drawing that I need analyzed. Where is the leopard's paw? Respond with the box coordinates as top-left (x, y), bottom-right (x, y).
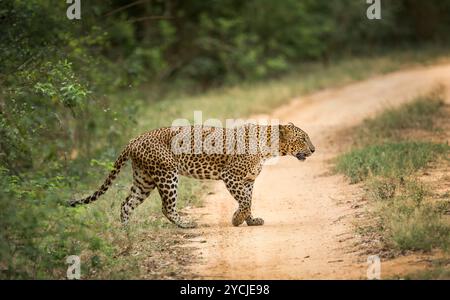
top-left (176, 219), bottom-right (198, 229)
top-left (246, 217), bottom-right (264, 226)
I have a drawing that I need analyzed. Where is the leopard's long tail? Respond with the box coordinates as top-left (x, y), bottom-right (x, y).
top-left (69, 145), bottom-right (131, 207)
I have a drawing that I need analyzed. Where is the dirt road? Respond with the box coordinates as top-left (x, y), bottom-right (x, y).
top-left (186, 63), bottom-right (450, 279)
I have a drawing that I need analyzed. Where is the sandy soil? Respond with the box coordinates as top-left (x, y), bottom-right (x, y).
top-left (185, 63), bottom-right (450, 279)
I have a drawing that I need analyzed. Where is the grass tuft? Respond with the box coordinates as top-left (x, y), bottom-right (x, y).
top-left (367, 178), bottom-right (450, 252)
top-left (355, 88), bottom-right (445, 145)
top-left (335, 142), bottom-right (449, 183)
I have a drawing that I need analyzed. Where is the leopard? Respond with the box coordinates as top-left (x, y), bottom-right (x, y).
top-left (69, 122), bottom-right (315, 228)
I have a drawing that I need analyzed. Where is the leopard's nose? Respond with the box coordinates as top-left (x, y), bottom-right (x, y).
top-left (311, 148), bottom-right (315, 153)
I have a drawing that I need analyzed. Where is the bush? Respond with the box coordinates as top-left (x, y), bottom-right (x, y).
top-left (0, 168), bottom-right (111, 279)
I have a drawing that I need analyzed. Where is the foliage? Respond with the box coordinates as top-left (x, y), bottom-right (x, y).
top-left (0, 167), bottom-right (117, 279)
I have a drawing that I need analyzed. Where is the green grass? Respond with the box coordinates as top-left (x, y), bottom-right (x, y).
top-left (64, 168), bottom-right (205, 279)
top-left (367, 178), bottom-right (450, 252)
top-left (335, 142), bottom-right (449, 183)
top-left (334, 90), bottom-right (450, 273)
top-left (336, 89), bottom-right (448, 183)
top-left (355, 90), bottom-right (445, 145)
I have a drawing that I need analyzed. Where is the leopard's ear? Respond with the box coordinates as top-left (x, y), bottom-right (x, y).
top-left (288, 122), bottom-right (295, 127)
top-left (279, 124), bottom-right (293, 141)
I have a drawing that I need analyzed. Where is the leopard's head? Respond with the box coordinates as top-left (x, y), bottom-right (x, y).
top-left (279, 122), bottom-right (315, 161)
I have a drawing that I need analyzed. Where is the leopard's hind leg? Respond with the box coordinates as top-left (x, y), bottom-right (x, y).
top-left (120, 167), bottom-right (155, 225)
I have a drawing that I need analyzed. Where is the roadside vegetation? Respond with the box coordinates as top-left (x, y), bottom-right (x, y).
top-left (402, 259), bottom-right (450, 279)
top-left (2, 0), bottom-right (450, 279)
top-left (335, 89), bottom-right (450, 278)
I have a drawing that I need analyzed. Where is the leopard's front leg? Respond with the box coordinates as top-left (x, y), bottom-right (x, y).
top-left (222, 176), bottom-right (264, 227)
top-left (153, 169), bottom-right (197, 229)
